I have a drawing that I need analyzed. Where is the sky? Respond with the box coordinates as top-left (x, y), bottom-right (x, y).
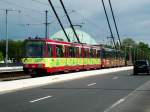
top-left (0, 0), bottom-right (150, 45)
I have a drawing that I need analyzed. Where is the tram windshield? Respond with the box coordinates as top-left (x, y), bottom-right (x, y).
top-left (26, 41), bottom-right (45, 58)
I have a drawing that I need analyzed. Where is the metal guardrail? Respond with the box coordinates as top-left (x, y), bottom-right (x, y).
top-left (0, 66), bottom-right (23, 73)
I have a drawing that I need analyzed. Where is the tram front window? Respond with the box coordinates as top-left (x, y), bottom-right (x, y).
top-left (26, 41), bottom-right (45, 58)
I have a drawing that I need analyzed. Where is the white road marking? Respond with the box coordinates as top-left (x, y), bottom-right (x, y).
top-left (29, 96), bottom-right (52, 103)
top-left (104, 98), bottom-right (125, 112)
top-left (87, 83), bottom-right (96, 87)
top-left (112, 76), bottom-right (119, 80)
top-left (103, 78), bottom-right (150, 112)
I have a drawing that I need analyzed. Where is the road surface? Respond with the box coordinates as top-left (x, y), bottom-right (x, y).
top-left (0, 69), bottom-right (150, 112)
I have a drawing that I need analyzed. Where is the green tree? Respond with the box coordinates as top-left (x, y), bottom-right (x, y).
top-left (0, 51), bottom-right (3, 61)
top-left (138, 42), bottom-right (149, 53)
top-left (0, 39), bottom-right (25, 62)
top-left (122, 38), bottom-right (137, 48)
top-left (137, 42), bottom-right (150, 60)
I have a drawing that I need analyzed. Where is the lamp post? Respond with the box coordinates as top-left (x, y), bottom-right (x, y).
top-left (0, 14), bottom-right (2, 37)
top-left (3, 9), bottom-right (21, 66)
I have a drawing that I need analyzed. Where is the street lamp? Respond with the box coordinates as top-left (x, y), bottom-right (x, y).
top-left (3, 9), bottom-right (21, 66)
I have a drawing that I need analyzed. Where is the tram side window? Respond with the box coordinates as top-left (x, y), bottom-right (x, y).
top-left (97, 50), bottom-right (101, 58)
top-left (69, 47), bottom-right (76, 58)
top-left (56, 45), bottom-right (64, 57)
top-left (109, 51), bottom-right (114, 59)
top-left (121, 52), bottom-right (124, 59)
top-left (48, 44), bottom-right (52, 57)
top-left (101, 49), bottom-right (105, 59)
top-left (79, 48), bottom-right (82, 58)
top-left (77, 47), bottom-right (80, 57)
top-left (81, 48), bottom-right (84, 58)
top-left (65, 46), bottom-right (69, 57)
top-left (93, 49), bottom-right (96, 58)
top-left (105, 51), bottom-right (110, 58)
top-left (112, 51), bottom-right (116, 59)
top-left (74, 47), bottom-right (79, 58)
top-left (90, 49), bottom-right (94, 58)
top-left (84, 48), bottom-right (89, 58)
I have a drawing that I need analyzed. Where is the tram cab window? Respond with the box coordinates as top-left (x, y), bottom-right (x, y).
top-left (56, 45), bottom-right (64, 57)
top-left (26, 41), bottom-right (44, 58)
top-left (47, 44), bottom-right (52, 57)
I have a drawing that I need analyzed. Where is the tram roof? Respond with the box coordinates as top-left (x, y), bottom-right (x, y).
top-left (25, 37), bottom-right (100, 49)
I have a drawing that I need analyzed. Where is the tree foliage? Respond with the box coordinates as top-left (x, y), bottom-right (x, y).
top-left (122, 38), bottom-right (137, 48)
top-left (0, 51), bottom-right (3, 61)
top-left (0, 40), bottom-right (25, 62)
top-left (121, 38), bottom-right (150, 62)
top-left (138, 42), bottom-right (149, 53)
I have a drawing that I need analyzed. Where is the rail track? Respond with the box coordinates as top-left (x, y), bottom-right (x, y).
top-left (0, 72), bottom-right (30, 81)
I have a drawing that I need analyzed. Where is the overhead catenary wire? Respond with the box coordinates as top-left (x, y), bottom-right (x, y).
top-left (31, 0), bottom-right (49, 6)
top-left (22, 13), bottom-right (42, 23)
top-left (31, 0), bottom-right (117, 45)
top-left (59, 0), bottom-right (80, 43)
top-left (108, 0), bottom-right (122, 48)
top-left (74, 10), bottom-right (108, 39)
top-left (0, 9), bottom-right (43, 23)
top-left (18, 10), bottom-right (75, 27)
top-left (74, 11), bottom-right (106, 32)
top-left (48, 0), bottom-right (70, 42)
top-left (31, 0), bottom-right (70, 11)
top-left (101, 0), bottom-right (117, 50)
top-left (0, 0), bottom-right (44, 14)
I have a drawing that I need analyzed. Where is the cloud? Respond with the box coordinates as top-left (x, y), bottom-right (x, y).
top-left (0, 0), bottom-right (150, 46)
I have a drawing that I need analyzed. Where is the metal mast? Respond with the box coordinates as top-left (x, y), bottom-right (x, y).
top-left (101, 0), bottom-right (117, 50)
top-left (45, 10), bottom-right (48, 38)
top-left (59, 0), bottom-right (80, 43)
top-left (47, 0), bottom-right (70, 42)
top-left (108, 0), bottom-right (122, 48)
top-left (5, 9), bottom-right (8, 66)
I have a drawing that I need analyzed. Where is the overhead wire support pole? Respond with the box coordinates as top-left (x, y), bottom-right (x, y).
top-left (4, 9), bottom-right (21, 66)
top-left (45, 10), bottom-right (48, 38)
top-left (101, 0), bottom-right (117, 50)
top-left (59, 0), bottom-right (80, 43)
top-left (108, 0), bottom-right (122, 48)
top-left (5, 9), bottom-right (8, 66)
top-left (47, 0), bottom-right (70, 42)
